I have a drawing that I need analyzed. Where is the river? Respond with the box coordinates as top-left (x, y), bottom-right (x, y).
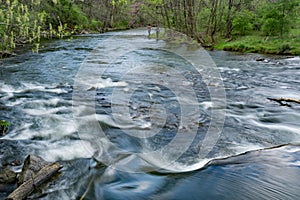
top-left (0, 29), bottom-right (300, 199)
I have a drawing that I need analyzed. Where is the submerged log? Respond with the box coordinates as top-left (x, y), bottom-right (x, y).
top-left (268, 98), bottom-right (300, 107)
top-left (6, 155), bottom-right (62, 200)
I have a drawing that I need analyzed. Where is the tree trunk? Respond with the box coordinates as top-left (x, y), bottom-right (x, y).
top-left (225, 0), bottom-right (233, 38)
top-left (163, 1), bottom-right (171, 29)
top-left (187, 0), bottom-right (195, 37)
top-left (206, 0), bottom-right (218, 44)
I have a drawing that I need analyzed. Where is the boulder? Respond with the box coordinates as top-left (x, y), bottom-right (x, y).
top-left (0, 169), bottom-right (17, 184)
top-left (255, 57), bottom-right (265, 61)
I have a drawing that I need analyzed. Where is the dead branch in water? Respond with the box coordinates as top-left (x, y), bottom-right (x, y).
top-left (268, 98), bottom-right (300, 107)
top-left (79, 174), bottom-right (96, 200)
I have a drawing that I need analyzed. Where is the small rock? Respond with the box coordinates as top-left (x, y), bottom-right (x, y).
top-left (256, 57), bottom-right (265, 61)
top-left (87, 86), bottom-right (96, 91)
top-left (0, 168), bottom-right (17, 184)
top-left (263, 59), bottom-right (269, 63)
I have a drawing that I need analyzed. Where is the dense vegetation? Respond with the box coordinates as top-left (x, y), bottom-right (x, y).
top-left (1, 0), bottom-right (300, 56)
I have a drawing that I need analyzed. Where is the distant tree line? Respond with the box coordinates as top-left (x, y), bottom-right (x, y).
top-left (142, 0), bottom-right (300, 45)
top-left (0, 0), bottom-right (299, 53)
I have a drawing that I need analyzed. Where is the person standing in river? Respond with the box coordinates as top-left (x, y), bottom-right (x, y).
top-left (147, 24), bottom-right (152, 38)
top-left (156, 25), bottom-right (160, 40)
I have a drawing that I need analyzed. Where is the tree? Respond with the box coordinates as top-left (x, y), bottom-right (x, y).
top-left (233, 9), bottom-right (253, 35)
top-left (259, 0), bottom-right (299, 37)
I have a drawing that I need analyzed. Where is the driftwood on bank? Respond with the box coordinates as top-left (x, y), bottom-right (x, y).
top-left (0, 51), bottom-right (16, 59)
top-left (268, 98), bottom-right (300, 107)
top-left (6, 155), bottom-right (62, 200)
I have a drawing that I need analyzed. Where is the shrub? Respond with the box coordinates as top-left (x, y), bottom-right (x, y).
top-left (233, 10), bottom-right (254, 35)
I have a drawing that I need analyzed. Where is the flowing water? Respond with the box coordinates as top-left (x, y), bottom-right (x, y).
top-left (0, 29), bottom-right (300, 199)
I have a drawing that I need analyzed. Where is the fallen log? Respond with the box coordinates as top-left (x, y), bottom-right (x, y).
top-left (6, 156), bottom-right (62, 200)
top-left (17, 155), bottom-right (50, 186)
top-left (268, 98), bottom-right (300, 107)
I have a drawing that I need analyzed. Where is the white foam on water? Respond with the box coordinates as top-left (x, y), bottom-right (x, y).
top-left (285, 56), bottom-right (300, 61)
top-left (38, 140), bottom-right (95, 162)
top-left (142, 142), bottom-right (263, 173)
top-left (97, 78), bottom-right (128, 88)
top-left (85, 78), bottom-right (128, 90)
top-left (228, 141), bottom-right (264, 153)
top-left (23, 106), bottom-right (70, 116)
top-left (285, 146), bottom-right (300, 153)
top-left (5, 98), bottom-right (26, 106)
top-left (0, 84), bottom-right (16, 99)
top-left (250, 119), bottom-right (300, 135)
top-left (95, 114), bottom-right (152, 130)
top-left (7, 118), bottom-right (77, 141)
top-left (219, 67), bottom-right (240, 72)
top-left (200, 101), bottom-right (213, 110)
top-left (138, 153), bottom-right (211, 172)
top-left (0, 82), bottom-right (69, 101)
top-left (22, 82), bottom-right (68, 94)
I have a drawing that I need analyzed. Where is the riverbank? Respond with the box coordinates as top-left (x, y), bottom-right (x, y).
top-left (213, 34), bottom-right (300, 56)
top-left (151, 29), bottom-right (300, 56)
top-left (0, 27), bottom-right (130, 59)
top-left (2, 28), bottom-right (300, 59)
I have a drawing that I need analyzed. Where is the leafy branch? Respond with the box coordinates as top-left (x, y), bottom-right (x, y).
top-left (0, 119), bottom-right (10, 135)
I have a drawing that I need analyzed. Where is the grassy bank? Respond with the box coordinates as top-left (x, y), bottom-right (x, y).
top-left (214, 30), bottom-right (300, 56)
top-left (151, 29), bottom-right (300, 56)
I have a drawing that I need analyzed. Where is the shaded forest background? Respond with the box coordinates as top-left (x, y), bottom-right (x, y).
top-left (1, 0), bottom-right (300, 55)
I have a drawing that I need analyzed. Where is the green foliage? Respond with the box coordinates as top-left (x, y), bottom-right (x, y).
top-left (0, 119), bottom-right (10, 135)
top-left (258, 0), bottom-right (299, 37)
top-left (0, 0), bottom-right (93, 52)
top-left (0, 120), bottom-right (10, 128)
top-left (113, 19), bottom-right (129, 29)
top-left (145, 0), bottom-right (163, 5)
top-left (215, 34), bottom-right (300, 55)
top-left (112, 0), bottom-right (128, 6)
top-left (90, 19), bottom-right (104, 31)
top-left (279, 44), bottom-right (291, 54)
top-left (233, 10), bottom-right (254, 35)
top-left (0, 0), bottom-right (46, 51)
top-left (63, 2), bottom-right (88, 28)
top-left (261, 18), bottom-right (281, 36)
top-left (45, 0), bottom-right (88, 30)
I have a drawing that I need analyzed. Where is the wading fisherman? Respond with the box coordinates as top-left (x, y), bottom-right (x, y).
top-left (147, 24), bottom-right (152, 37)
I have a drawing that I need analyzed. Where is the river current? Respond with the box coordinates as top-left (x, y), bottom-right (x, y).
top-left (0, 29), bottom-right (300, 199)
